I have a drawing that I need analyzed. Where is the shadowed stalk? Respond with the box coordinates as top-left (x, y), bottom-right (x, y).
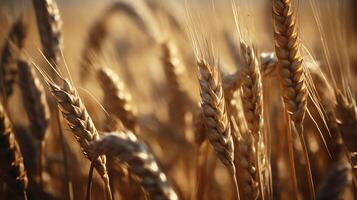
top-left (86, 162), bottom-right (95, 200)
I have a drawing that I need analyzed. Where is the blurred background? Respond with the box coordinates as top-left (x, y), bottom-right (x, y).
top-left (0, 0), bottom-right (356, 199)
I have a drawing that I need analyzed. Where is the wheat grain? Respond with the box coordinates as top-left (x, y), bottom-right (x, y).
top-left (260, 52), bottom-right (277, 77)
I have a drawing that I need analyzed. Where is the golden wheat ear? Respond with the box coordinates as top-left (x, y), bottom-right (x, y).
top-left (32, 0), bottom-right (63, 68)
top-left (0, 16), bottom-right (27, 103)
top-left (0, 103), bottom-right (28, 199)
top-left (239, 42), bottom-right (266, 199)
top-left (273, 0), bottom-right (314, 198)
top-left (222, 52), bottom-right (276, 102)
top-left (231, 114), bottom-right (260, 200)
top-left (196, 57), bottom-right (242, 199)
top-left (335, 90), bottom-right (357, 183)
top-left (88, 131), bottom-right (178, 200)
top-left (17, 57), bottom-right (50, 142)
top-left (197, 58), bottom-right (235, 171)
top-left (160, 41), bottom-right (191, 131)
top-left (316, 156), bottom-right (353, 200)
top-left (79, 0), bottom-right (161, 83)
top-left (33, 64), bottom-right (113, 200)
top-left (96, 67), bottom-right (137, 131)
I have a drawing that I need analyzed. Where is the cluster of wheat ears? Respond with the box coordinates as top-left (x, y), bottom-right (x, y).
top-left (0, 0), bottom-right (356, 199)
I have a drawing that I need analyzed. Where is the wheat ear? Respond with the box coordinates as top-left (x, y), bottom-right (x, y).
top-left (80, 0), bottom-right (161, 81)
top-left (17, 57), bottom-right (50, 141)
top-left (89, 131), bottom-right (178, 200)
top-left (335, 91), bottom-right (357, 151)
top-left (239, 42), bottom-right (266, 199)
top-left (240, 43), bottom-right (264, 137)
top-left (222, 52), bottom-right (276, 102)
top-left (308, 67), bottom-right (345, 158)
top-left (272, 0), bottom-right (308, 127)
top-left (0, 17), bottom-right (27, 102)
top-left (17, 57), bottom-right (50, 189)
top-left (161, 41), bottom-right (189, 130)
top-left (273, 0), bottom-right (314, 198)
top-left (197, 58), bottom-right (241, 199)
top-left (44, 78), bottom-right (112, 200)
top-left (0, 103), bottom-right (28, 199)
top-left (198, 58), bottom-right (235, 170)
top-left (79, 15), bottom-right (108, 82)
top-left (32, 0), bottom-right (63, 68)
top-left (316, 156), bottom-right (352, 200)
top-left (335, 91), bottom-right (357, 183)
top-left (231, 115), bottom-right (259, 200)
top-left (260, 52), bottom-right (277, 77)
top-left (224, 31), bottom-right (277, 77)
top-left (97, 67), bottom-right (137, 131)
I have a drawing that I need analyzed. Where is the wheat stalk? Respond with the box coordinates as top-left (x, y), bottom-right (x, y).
top-left (44, 77), bottom-right (112, 200)
top-left (32, 0), bottom-right (63, 68)
top-left (88, 131), bottom-right (178, 200)
top-left (97, 67), bottom-right (137, 131)
top-left (0, 17), bottom-right (27, 102)
top-left (193, 106), bottom-right (205, 147)
top-left (0, 103), bottom-right (28, 199)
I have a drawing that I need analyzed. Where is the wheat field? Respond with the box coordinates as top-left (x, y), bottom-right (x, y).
top-left (0, 0), bottom-right (356, 199)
